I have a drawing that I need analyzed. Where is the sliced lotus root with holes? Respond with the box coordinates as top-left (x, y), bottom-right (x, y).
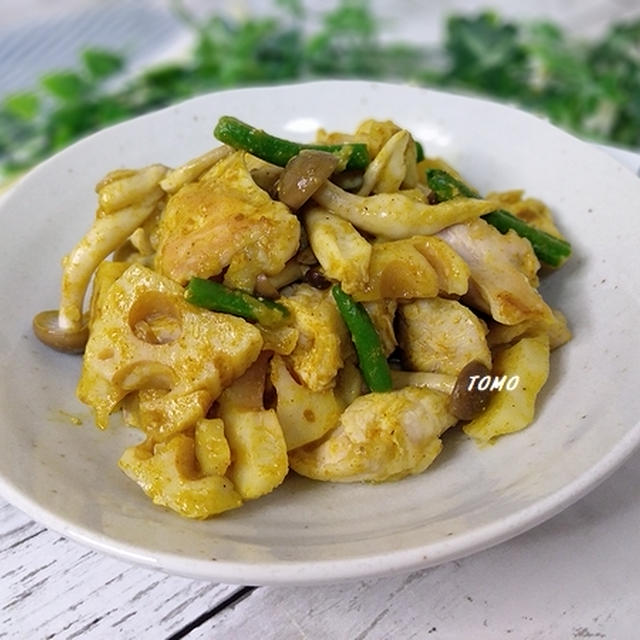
top-left (77, 263), bottom-right (263, 428)
top-left (121, 388), bottom-right (213, 442)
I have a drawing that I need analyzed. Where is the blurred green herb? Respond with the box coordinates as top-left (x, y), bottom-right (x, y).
top-left (1, 0), bottom-right (639, 183)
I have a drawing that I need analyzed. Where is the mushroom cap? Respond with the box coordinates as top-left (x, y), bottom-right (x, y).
top-left (32, 310), bottom-right (89, 354)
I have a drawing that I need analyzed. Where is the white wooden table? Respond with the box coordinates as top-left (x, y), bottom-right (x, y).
top-left (1, 145), bottom-right (639, 639)
top-left (2, 450), bottom-right (640, 638)
top-left (2, 2), bottom-right (640, 637)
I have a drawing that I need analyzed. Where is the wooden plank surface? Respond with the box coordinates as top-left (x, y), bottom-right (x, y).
top-left (3, 447), bottom-right (640, 638)
top-left (184, 449), bottom-right (640, 639)
top-left (0, 501), bottom-right (241, 639)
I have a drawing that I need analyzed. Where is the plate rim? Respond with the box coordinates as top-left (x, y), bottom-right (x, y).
top-left (2, 79), bottom-right (640, 585)
top-left (2, 422), bottom-right (638, 585)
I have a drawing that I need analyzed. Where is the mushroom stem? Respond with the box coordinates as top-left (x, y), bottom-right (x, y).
top-left (390, 370), bottom-right (455, 395)
top-left (58, 188), bottom-right (164, 330)
top-left (98, 164), bottom-right (167, 213)
top-left (160, 146), bottom-right (232, 194)
top-left (313, 181), bottom-right (496, 239)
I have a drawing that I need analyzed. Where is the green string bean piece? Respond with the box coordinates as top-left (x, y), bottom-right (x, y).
top-left (426, 168), bottom-right (479, 200)
top-left (214, 115), bottom-right (370, 170)
top-left (425, 168), bottom-right (571, 267)
top-left (482, 209), bottom-right (571, 267)
top-left (185, 278), bottom-right (289, 328)
top-left (331, 284), bottom-right (392, 393)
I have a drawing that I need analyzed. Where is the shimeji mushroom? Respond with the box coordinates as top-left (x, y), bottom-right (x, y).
top-left (159, 145), bottom-right (233, 195)
top-left (389, 362), bottom-right (493, 422)
top-left (33, 165), bottom-right (167, 353)
top-left (275, 149), bottom-right (339, 210)
top-left (357, 129), bottom-right (418, 196)
top-left (311, 179), bottom-right (498, 239)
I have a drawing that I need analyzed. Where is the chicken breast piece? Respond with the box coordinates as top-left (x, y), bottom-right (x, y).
top-left (397, 297), bottom-right (491, 377)
top-left (289, 387), bottom-right (457, 483)
top-left (154, 151), bottom-right (300, 289)
top-left (437, 218), bottom-right (553, 325)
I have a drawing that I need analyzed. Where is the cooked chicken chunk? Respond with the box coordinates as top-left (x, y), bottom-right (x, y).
top-left (437, 218), bottom-right (554, 325)
top-left (154, 151), bottom-right (300, 289)
top-left (289, 387), bottom-right (457, 483)
top-left (397, 297), bottom-right (491, 377)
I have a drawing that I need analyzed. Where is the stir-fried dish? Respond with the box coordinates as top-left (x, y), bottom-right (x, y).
top-left (33, 116), bottom-right (572, 519)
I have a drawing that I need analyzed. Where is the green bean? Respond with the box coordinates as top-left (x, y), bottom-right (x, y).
top-left (213, 116), bottom-right (370, 170)
top-left (185, 278), bottom-right (289, 328)
top-left (425, 168), bottom-right (478, 200)
top-left (425, 168), bottom-right (571, 267)
top-left (331, 284), bottom-right (392, 393)
top-left (482, 209), bottom-right (571, 268)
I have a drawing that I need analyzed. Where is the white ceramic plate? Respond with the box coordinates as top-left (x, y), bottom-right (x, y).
top-left (1, 81), bottom-right (639, 586)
